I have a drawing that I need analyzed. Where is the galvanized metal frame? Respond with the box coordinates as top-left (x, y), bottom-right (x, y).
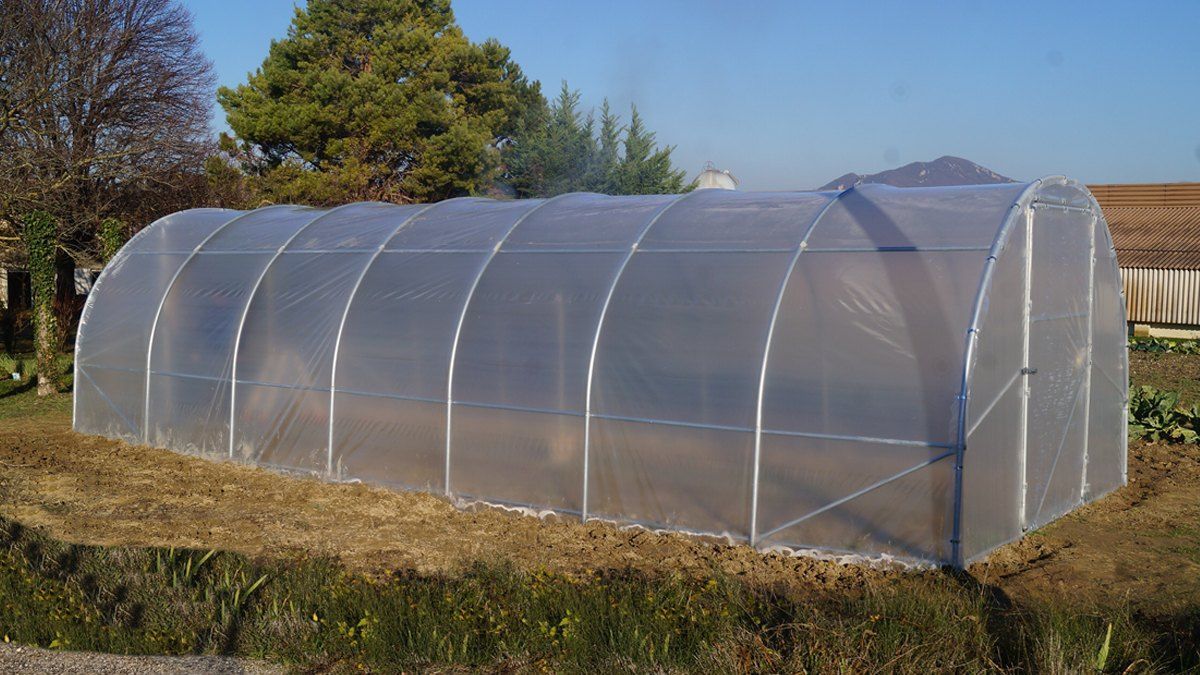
top-left (950, 178), bottom-right (1049, 566)
top-left (75, 367), bottom-right (139, 437)
top-left (77, 179), bottom-right (1129, 567)
top-left (1019, 202), bottom-right (1034, 530)
top-left (964, 371), bottom-right (1023, 439)
top-left (1025, 198), bottom-right (1098, 528)
top-left (226, 203), bottom-right (363, 460)
top-left (1079, 212), bottom-right (1098, 501)
top-left (756, 449), bottom-right (958, 542)
top-left (1112, 234), bottom-right (1131, 486)
top-left (803, 245), bottom-right (992, 253)
top-left (324, 246), bottom-right (994, 256)
top-left (1031, 310), bottom-right (1090, 322)
top-left (761, 428), bottom-right (954, 448)
top-left (141, 206), bottom-right (292, 444)
top-left (748, 187), bottom-right (848, 545)
top-left (581, 190), bottom-right (696, 521)
top-left (326, 200), bottom-right (447, 474)
top-left (1084, 206), bottom-right (1130, 488)
top-left (75, 364), bottom-right (149, 376)
top-left (417, 403), bottom-right (958, 449)
top-left (952, 177), bottom-right (1114, 563)
top-left (443, 194), bottom-right (572, 496)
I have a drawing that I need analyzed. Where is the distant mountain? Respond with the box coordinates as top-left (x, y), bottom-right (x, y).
top-left (818, 156), bottom-right (1016, 191)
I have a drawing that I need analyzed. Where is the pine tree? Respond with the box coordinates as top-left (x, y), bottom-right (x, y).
top-left (615, 106), bottom-right (687, 195)
top-left (218, 0), bottom-right (541, 204)
top-left (586, 99), bottom-right (622, 194)
top-left (505, 91), bottom-right (689, 197)
top-left (507, 82), bottom-right (597, 197)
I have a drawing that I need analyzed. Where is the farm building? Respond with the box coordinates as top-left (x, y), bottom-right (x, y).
top-left (0, 268), bottom-right (98, 311)
top-left (0, 244), bottom-right (99, 351)
top-left (1089, 182), bottom-right (1200, 337)
top-left (73, 177), bottom-right (1127, 567)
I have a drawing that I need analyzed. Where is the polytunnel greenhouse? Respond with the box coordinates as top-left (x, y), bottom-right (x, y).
top-left (73, 176), bottom-right (1128, 566)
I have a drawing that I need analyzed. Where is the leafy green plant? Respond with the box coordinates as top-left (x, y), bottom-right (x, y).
top-left (1128, 385), bottom-right (1200, 444)
top-left (98, 217), bottom-right (128, 262)
top-left (20, 210), bottom-right (59, 396)
top-left (1129, 337), bottom-right (1200, 355)
top-left (0, 354), bottom-right (18, 377)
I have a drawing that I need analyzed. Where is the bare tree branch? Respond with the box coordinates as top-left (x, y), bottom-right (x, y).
top-left (0, 0), bottom-right (215, 263)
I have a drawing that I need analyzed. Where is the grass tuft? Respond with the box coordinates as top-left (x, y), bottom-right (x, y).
top-left (0, 518), bottom-right (1195, 672)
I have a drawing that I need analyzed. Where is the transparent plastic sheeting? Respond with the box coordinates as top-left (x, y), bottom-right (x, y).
top-left (74, 179), bottom-right (1128, 566)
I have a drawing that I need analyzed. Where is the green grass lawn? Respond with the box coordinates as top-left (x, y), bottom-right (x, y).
top-left (0, 352), bottom-right (72, 421)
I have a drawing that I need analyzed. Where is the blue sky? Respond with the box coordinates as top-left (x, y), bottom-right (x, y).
top-left (183, 0), bottom-right (1200, 190)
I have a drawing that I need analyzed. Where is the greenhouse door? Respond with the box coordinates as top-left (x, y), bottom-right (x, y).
top-left (1023, 204), bottom-right (1095, 531)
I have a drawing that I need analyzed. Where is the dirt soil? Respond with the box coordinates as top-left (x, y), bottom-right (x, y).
top-left (1, 355), bottom-right (1198, 617)
top-left (976, 439), bottom-right (1200, 616)
top-left (1129, 350), bottom-right (1200, 404)
top-left (0, 408), bottom-right (882, 594)
top-left (0, 642), bottom-right (282, 675)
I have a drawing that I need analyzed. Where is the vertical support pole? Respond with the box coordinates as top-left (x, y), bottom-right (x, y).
top-left (1078, 211), bottom-right (1097, 501)
top-left (951, 322), bottom-right (976, 567)
top-left (1017, 205), bottom-right (1034, 530)
top-left (1118, 244), bottom-right (1129, 487)
top-left (444, 195), bottom-right (566, 497)
top-left (581, 191), bottom-right (696, 523)
top-left (749, 188), bottom-right (848, 545)
top-left (950, 178), bottom-right (1045, 567)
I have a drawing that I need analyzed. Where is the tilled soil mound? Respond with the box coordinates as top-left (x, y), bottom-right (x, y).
top-left (2, 404), bottom-right (1198, 614)
top-left (0, 412), bottom-right (886, 594)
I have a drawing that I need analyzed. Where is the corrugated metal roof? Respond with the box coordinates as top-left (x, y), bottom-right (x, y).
top-left (1087, 183), bottom-right (1200, 270)
top-left (1089, 182), bottom-right (1200, 207)
top-left (1100, 206), bottom-right (1200, 269)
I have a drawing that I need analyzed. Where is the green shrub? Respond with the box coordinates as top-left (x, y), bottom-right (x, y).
top-left (21, 210), bottom-right (59, 395)
top-left (1128, 385), bottom-right (1199, 444)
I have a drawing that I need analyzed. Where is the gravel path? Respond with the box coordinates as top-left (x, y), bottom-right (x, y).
top-left (0, 643), bottom-right (284, 675)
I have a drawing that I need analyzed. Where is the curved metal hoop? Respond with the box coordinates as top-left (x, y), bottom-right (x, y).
top-left (580, 189), bottom-right (699, 521)
top-left (748, 187), bottom-right (850, 544)
top-left (443, 194), bottom-right (574, 496)
top-left (72, 208), bottom-right (235, 431)
top-left (325, 199), bottom-right (456, 474)
top-left (141, 205), bottom-right (293, 445)
top-left (226, 202), bottom-right (375, 459)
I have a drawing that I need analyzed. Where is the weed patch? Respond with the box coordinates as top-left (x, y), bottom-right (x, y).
top-left (0, 518), bottom-right (1194, 672)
